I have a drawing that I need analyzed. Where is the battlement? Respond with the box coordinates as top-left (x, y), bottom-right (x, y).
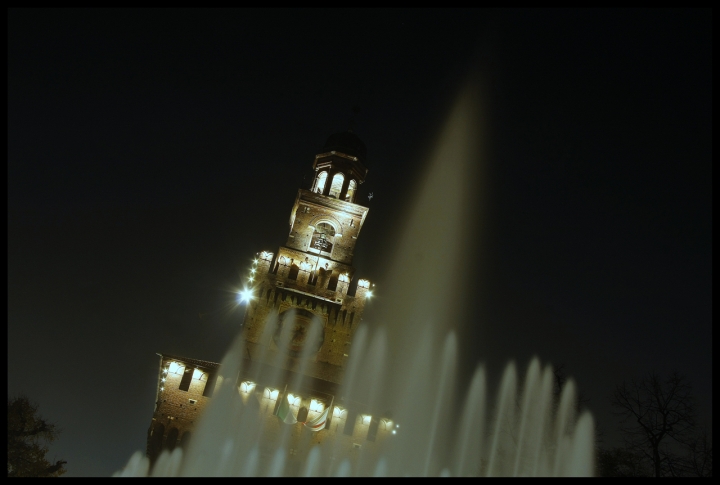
top-left (248, 249), bottom-right (371, 302)
top-left (147, 353), bottom-right (397, 466)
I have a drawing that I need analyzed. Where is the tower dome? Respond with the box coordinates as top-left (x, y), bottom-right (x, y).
top-left (322, 131), bottom-right (367, 164)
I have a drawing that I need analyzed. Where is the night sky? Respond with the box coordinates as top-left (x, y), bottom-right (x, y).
top-left (8, 9), bottom-right (711, 476)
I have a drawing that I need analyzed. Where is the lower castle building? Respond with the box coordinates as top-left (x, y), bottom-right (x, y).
top-left (146, 131), bottom-right (396, 470)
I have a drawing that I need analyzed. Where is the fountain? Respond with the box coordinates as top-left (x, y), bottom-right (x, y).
top-left (115, 82), bottom-right (595, 476)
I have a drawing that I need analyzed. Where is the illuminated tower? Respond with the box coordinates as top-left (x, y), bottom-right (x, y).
top-left (146, 132), bottom-right (384, 464)
top-left (243, 131), bottom-right (373, 384)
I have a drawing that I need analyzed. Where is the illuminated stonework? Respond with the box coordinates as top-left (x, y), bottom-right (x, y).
top-left (146, 131), bottom-right (380, 468)
top-left (243, 131), bottom-right (372, 384)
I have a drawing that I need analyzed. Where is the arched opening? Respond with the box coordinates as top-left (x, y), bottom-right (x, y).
top-left (165, 427), bottom-right (179, 451)
top-left (314, 171), bottom-right (327, 194)
top-left (328, 173), bottom-right (344, 198)
top-left (345, 179), bottom-right (357, 202)
top-left (288, 263), bottom-right (300, 281)
top-left (309, 222), bottom-right (335, 255)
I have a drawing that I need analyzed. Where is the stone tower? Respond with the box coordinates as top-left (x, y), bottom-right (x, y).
top-left (242, 131), bottom-right (373, 384)
top-left (146, 132), bottom-right (389, 465)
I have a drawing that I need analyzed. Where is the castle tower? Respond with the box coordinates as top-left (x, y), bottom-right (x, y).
top-left (146, 132), bottom-right (390, 466)
top-left (242, 131), bottom-right (373, 384)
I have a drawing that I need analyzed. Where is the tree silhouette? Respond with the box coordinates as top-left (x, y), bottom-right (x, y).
top-left (684, 430), bottom-right (712, 477)
top-left (612, 372), bottom-right (696, 477)
top-left (596, 446), bottom-right (650, 477)
top-left (7, 396), bottom-right (66, 477)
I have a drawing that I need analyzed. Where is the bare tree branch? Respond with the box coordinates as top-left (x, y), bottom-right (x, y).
top-left (611, 372), bottom-right (697, 477)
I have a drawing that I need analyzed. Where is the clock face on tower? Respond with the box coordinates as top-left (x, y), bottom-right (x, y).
top-left (273, 308), bottom-right (325, 358)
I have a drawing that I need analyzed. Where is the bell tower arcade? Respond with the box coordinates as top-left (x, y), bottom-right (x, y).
top-left (242, 131), bottom-right (373, 384)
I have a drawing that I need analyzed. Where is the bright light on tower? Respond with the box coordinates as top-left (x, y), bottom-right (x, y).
top-left (238, 288), bottom-right (254, 303)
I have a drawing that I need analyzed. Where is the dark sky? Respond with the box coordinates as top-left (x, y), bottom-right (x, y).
top-left (8, 9), bottom-right (711, 476)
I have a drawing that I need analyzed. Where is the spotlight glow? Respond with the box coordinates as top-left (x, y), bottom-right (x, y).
top-left (238, 288), bottom-right (254, 303)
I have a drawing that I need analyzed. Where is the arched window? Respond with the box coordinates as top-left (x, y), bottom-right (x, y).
top-left (309, 223), bottom-right (335, 255)
top-left (314, 172), bottom-right (327, 194)
top-left (328, 173), bottom-right (344, 198)
top-left (345, 179), bottom-right (357, 202)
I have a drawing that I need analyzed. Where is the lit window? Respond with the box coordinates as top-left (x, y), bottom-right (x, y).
top-left (310, 399), bottom-right (325, 412)
top-left (328, 173), bottom-right (344, 198)
top-left (192, 369), bottom-right (205, 380)
top-left (358, 279), bottom-right (370, 289)
top-left (263, 388), bottom-right (280, 400)
top-left (287, 393), bottom-right (301, 407)
top-left (168, 362), bottom-right (184, 375)
top-left (314, 172), bottom-right (328, 193)
top-left (240, 381), bottom-right (256, 394)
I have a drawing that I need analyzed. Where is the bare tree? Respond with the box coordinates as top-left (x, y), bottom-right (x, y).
top-left (596, 446), bottom-right (650, 477)
top-left (684, 430), bottom-right (712, 477)
top-left (612, 372), bottom-right (696, 477)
